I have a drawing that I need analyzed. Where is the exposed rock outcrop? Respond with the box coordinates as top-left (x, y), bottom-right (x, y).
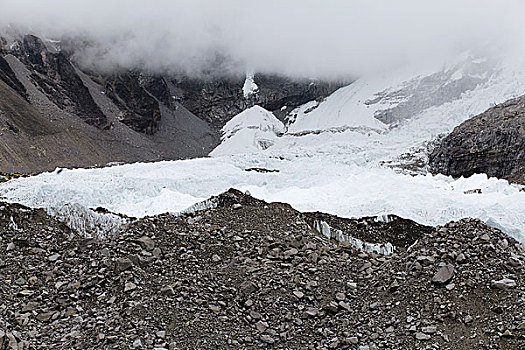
top-left (101, 73), bottom-right (163, 134)
top-left (10, 35), bottom-right (109, 128)
top-left (169, 73), bottom-right (341, 130)
top-left (0, 59), bottom-right (215, 173)
top-left (0, 56), bottom-right (27, 101)
top-left (429, 96), bottom-right (525, 185)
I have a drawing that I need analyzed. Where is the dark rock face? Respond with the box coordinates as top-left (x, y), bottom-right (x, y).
top-left (1, 33), bottom-right (340, 135)
top-left (169, 74), bottom-right (341, 129)
top-left (102, 74), bottom-right (163, 134)
top-left (429, 96), bottom-right (525, 185)
top-left (0, 56), bottom-right (27, 100)
top-left (13, 35), bottom-right (109, 128)
top-left (255, 74), bottom-right (341, 120)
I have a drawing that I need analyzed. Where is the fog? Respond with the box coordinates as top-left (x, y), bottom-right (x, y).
top-left (1, 0), bottom-right (524, 78)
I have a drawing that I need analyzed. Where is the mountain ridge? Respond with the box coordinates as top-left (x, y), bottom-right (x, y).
top-left (0, 33), bottom-right (339, 173)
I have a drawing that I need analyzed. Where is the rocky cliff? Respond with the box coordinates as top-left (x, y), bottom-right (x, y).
top-left (169, 74), bottom-right (340, 130)
top-left (0, 33), bottom-right (339, 173)
top-left (429, 96), bottom-right (525, 185)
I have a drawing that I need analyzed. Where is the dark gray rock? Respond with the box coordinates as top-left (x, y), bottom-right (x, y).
top-left (100, 73), bottom-right (163, 134)
top-left (14, 35), bottom-right (109, 128)
top-left (432, 264), bottom-right (455, 285)
top-left (429, 96), bottom-right (525, 185)
top-left (168, 73), bottom-right (341, 130)
top-left (0, 55), bottom-right (27, 100)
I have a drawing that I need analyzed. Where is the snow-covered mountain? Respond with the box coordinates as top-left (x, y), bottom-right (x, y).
top-left (1, 53), bottom-right (525, 242)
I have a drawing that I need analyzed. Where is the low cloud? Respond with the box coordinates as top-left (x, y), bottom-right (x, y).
top-left (1, 0), bottom-right (524, 78)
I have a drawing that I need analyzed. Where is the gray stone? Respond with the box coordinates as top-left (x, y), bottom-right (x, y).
top-left (422, 326), bottom-right (437, 334)
top-left (346, 336), bottom-right (358, 344)
top-left (209, 305), bottom-right (221, 313)
top-left (48, 253), bottom-right (60, 261)
top-left (339, 301), bottom-right (351, 311)
top-left (491, 278), bottom-right (517, 290)
top-left (124, 282), bottom-right (137, 292)
top-left (137, 236), bottom-right (155, 250)
top-left (260, 334), bottom-right (275, 344)
top-left (116, 257), bottom-right (133, 272)
top-left (293, 290), bottom-right (304, 299)
top-left (249, 311), bottom-right (262, 320)
top-left (255, 321), bottom-right (268, 332)
top-left (415, 332), bottom-right (431, 340)
top-left (432, 264), bottom-right (455, 285)
top-left (305, 308), bottom-right (318, 317)
top-left (36, 312), bottom-right (53, 322)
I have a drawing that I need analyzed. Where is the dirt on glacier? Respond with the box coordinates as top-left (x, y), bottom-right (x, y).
top-left (0, 189), bottom-right (524, 349)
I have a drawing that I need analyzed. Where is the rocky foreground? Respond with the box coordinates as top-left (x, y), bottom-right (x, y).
top-left (0, 190), bottom-right (524, 349)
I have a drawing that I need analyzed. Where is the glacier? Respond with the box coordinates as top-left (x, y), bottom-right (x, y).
top-left (210, 106), bottom-right (285, 157)
top-left (1, 54), bottom-right (525, 243)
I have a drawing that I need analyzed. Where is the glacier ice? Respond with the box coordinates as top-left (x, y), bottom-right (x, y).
top-left (314, 220), bottom-right (395, 256)
top-left (1, 55), bottom-right (525, 243)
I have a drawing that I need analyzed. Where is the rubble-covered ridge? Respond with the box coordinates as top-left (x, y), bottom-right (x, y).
top-left (0, 190), bottom-right (524, 349)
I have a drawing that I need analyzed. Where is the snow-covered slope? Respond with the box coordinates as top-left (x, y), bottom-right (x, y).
top-left (286, 80), bottom-right (388, 134)
top-left (210, 106), bottom-right (285, 157)
top-left (288, 55), bottom-right (499, 134)
top-left (2, 54), bottom-right (525, 243)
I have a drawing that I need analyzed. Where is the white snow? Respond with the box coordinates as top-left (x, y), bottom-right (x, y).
top-left (287, 80), bottom-right (388, 133)
top-left (210, 106), bottom-right (285, 157)
top-left (1, 55), bottom-right (525, 243)
top-left (242, 72), bottom-right (259, 98)
top-left (1, 159), bottom-right (524, 242)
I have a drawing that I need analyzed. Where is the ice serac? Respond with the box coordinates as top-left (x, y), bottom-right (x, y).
top-left (287, 80), bottom-right (388, 134)
top-left (47, 203), bottom-right (127, 238)
top-left (2, 53), bottom-right (525, 242)
top-left (210, 106), bottom-right (285, 156)
top-left (314, 220), bottom-right (395, 255)
top-left (429, 95), bottom-right (525, 185)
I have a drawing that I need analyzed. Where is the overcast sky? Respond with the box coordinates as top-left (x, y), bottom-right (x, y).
top-left (1, 0), bottom-right (524, 78)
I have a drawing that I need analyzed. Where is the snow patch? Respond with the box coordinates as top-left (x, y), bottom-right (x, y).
top-left (242, 72), bottom-right (258, 98)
